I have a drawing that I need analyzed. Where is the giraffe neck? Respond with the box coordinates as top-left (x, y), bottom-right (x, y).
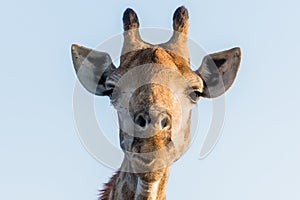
top-left (135, 177), bottom-right (161, 199)
top-left (100, 167), bottom-right (170, 200)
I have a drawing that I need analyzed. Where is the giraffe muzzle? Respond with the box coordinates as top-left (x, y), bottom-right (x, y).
top-left (134, 110), bottom-right (171, 131)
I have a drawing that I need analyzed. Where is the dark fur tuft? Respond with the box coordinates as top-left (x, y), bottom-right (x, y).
top-left (173, 6), bottom-right (189, 33)
top-left (123, 8), bottom-right (140, 31)
top-left (98, 171), bottom-right (120, 200)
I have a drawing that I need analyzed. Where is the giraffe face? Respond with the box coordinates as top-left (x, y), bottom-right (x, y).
top-left (106, 47), bottom-right (204, 170)
top-left (71, 6), bottom-right (241, 173)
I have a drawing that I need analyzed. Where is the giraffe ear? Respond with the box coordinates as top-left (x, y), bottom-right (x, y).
top-left (71, 44), bottom-right (116, 96)
top-left (196, 47), bottom-right (242, 98)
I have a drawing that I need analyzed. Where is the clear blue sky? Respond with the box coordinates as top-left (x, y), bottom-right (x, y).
top-left (1, 0), bottom-right (300, 199)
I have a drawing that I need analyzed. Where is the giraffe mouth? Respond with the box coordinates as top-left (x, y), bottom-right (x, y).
top-left (121, 141), bottom-right (176, 173)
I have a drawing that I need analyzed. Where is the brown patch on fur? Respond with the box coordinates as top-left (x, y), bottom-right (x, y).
top-left (137, 168), bottom-right (170, 183)
top-left (156, 168), bottom-right (170, 200)
top-left (99, 171), bottom-right (120, 200)
top-left (119, 47), bottom-right (190, 73)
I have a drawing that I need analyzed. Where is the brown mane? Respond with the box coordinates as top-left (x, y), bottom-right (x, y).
top-left (99, 171), bottom-right (120, 200)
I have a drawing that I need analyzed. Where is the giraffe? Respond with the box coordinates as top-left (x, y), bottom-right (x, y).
top-left (71, 6), bottom-right (241, 200)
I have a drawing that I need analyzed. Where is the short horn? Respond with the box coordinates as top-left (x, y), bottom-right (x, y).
top-left (173, 6), bottom-right (189, 35)
top-left (122, 8), bottom-right (148, 54)
top-left (123, 8), bottom-right (140, 31)
top-left (161, 6), bottom-right (189, 60)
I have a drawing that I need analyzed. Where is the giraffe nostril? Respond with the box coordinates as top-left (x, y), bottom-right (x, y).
top-left (161, 117), bottom-right (170, 129)
top-left (135, 114), bottom-right (147, 128)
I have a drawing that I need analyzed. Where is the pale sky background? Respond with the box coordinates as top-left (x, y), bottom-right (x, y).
top-left (1, 0), bottom-right (300, 199)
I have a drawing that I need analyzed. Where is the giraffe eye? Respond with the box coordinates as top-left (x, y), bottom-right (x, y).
top-left (105, 81), bottom-right (116, 90)
top-left (188, 91), bottom-right (202, 103)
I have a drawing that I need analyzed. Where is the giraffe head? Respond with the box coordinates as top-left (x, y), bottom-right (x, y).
top-left (71, 6), bottom-right (241, 175)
